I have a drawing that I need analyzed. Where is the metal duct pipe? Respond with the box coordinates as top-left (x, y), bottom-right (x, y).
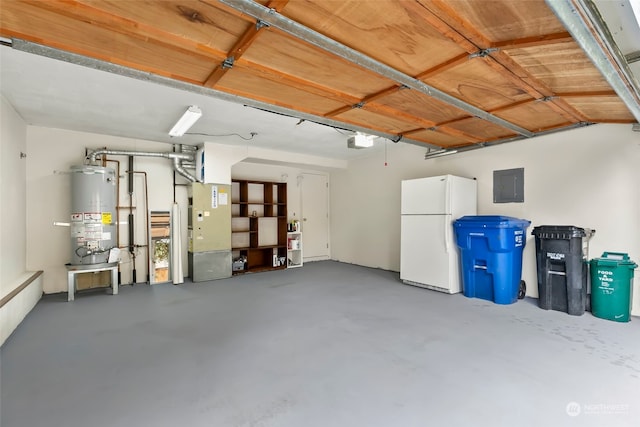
top-left (172, 157), bottom-right (198, 183)
top-left (546, 0), bottom-right (640, 122)
top-left (87, 149), bottom-right (200, 182)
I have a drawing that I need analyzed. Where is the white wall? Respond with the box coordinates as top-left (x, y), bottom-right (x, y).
top-left (26, 127), bottom-right (186, 293)
top-left (0, 97), bottom-right (27, 289)
top-left (232, 161), bottom-right (329, 227)
top-left (1, 96), bottom-right (42, 346)
top-left (330, 124), bottom-right (640, 315)
top-left (25, 128), bottom-right (343, 294)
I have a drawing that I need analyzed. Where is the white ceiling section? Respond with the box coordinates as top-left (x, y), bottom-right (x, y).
top-left (0, 0), bottom-right (639, 162)
top-left (0, 46), bottom-right (384, 161)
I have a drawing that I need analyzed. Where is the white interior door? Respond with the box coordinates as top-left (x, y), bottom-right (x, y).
top-left (400, 215), bottom-right (451, 291)
top-left (301, 173), bottom-right (329, 260)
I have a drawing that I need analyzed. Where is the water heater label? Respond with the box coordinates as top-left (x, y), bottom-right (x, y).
top-left (84, 228), bottom-right (102, 240)
top-left (211, 185), bottom-right (218, 209)
top-left (84, 212), bottom-right (101, 223)
top-left (102, 212), bottom-right (112, 224)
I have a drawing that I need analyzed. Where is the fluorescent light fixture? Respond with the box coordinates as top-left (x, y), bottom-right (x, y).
top-left (169, 105), bottom-right (202, 137)
top-left (424, 149), bottom-right (458, 159)
top-left (347, 132), bottom-right (374, 149)
top-left (631, 0), bottom-right (640, 28)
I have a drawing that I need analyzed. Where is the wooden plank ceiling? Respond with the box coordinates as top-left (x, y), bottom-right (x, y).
top-left (1, 0), bottom-right (635, 149)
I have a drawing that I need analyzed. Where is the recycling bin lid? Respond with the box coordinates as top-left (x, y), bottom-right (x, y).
top-left (454, 215), bottom-right (531, 228)
top-left (532, 225), bottom-right (595, 239)
top-left (591, 252), bottom-right (637, 268)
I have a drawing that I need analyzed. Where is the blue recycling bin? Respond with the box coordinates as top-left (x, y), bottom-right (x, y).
top-left (454, 216), bottom-right (531, 304)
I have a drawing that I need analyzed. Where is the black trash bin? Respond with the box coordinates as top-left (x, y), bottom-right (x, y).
top-left (532, 225), bottom-right (595, 316)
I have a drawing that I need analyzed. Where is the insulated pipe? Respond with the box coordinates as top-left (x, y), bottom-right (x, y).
top-left (105, 158), bottom-right (122, 284)
top-left (128, 171), bottom-right (150, 283)
top-left (128, 156), bottom-right (135, 284)
top-left (87, 149), bottom-right (200, 183)
top-left (545, 0), bottom-right (640, 122)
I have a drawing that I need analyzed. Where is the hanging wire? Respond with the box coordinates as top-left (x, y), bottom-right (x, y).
top-left (384, 138), bottom-right (388, 167)
top-left (333, 128), bottom-right (353, 136)
top-left (185, 132), bottom-right (258, 140)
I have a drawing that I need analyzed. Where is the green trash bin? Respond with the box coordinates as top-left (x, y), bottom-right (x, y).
top-left (590, 252), bottom-right (637, 322)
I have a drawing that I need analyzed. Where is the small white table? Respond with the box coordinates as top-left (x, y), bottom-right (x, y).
top-left (66, 262), bottom-right (118, 302)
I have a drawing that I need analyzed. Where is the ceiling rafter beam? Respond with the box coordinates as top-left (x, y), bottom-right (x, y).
top-left (415, 0), bottom-right (589, 124)
top-left (203, 25), bottom-right (263, 85)
top-left (410, 0), bottom-right (564, 124)
top-left (234, 60), bottom-right (361, 106)
top-left (219, 58), bottom-right (481, 145)
top-left (402, 1), bottom-right (478, 52)
top-left (490, 32), bottom-right (574, 50)
top-left (231, 61), bottom-right (479, 144)
top-left (324, 85), bottom-right (407, 117)
top-left (542, 97), bottom-right (590, 122)
top-left (488, 99), bottom-right (537, 114)
top-left (555, 90), bottom-right (617, 97)
top-left (218, 0), bottom-right (535, 138)
top-left (546, 0), bottom-right (640, 123)
top-left (21, 0), bottom-right (228, 61)
top-left (401, 127), bottom-right (480, 145)
top-left (204, 0), bottom-right (288, 88)
top-left (322, 85), bottom-right (482, 143)
top-left (414, 53), bottom-right (470, 80)
top-left (486, 50), bottom-right (589, 123)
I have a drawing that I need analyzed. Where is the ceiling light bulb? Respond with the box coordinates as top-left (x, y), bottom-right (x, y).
top-left (169, 105), bottom-right (202, 137)
top-left (347, 132), bottom-right (374, 149)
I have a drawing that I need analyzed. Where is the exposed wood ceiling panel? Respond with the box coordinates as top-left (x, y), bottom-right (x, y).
top-left (419, 0), bottom-right (567, 42)
top-left (336, 108), bottom-right (425, 135)
top-left (282, 0), bottom-right (468, 76)
top-left (494, 101), bottom-right (572, 132)
top-left (52, 0), bottom-right (247, 53)
top-left (423, 59), bottom-right (532, 111)
top-left (376, 90), bottom-right (469, 125)
top-left (216, 67), bottom-right (346, 114)
top-left (506, 42), bottom-right (614, 93)
top-left (445, 117), bottom-right (517, 142)
top-left (564, 96), bottom-right (637, 122)
top-left (405, 129), bottom-right (475, 148)
top-left (1, 0), bottom-right (637, 152)
top-left (242, 31), bottom-right (395, 98)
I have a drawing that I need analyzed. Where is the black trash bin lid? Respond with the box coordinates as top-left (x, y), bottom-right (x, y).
top-left (531, 225), bottom-right (595, 239)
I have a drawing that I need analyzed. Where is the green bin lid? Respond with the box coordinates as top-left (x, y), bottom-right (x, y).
top-left (591, 252), bottom-right (637, 268)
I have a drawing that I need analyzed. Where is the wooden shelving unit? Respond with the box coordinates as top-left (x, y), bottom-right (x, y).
top-left (231, 179), bottom-right (287, 274)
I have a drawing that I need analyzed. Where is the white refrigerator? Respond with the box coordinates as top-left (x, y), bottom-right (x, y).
top-left (400, 175), bottom-right (477, 293)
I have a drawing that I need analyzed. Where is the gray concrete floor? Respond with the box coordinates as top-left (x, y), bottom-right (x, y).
top-left (1, 261), bottom-right (639, 427)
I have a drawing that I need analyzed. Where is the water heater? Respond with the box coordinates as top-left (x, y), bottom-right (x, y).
top-left (69, 165), bottom-right (117, 265)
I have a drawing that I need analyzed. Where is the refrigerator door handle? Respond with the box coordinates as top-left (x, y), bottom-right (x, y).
top-left (444, 215), bottom-right (451, 254)
top-left (444, 175), bottom-right (451, 214)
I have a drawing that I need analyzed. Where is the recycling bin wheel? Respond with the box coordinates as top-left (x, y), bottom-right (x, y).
top-left (518, 280), bottom-right (526, 299)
